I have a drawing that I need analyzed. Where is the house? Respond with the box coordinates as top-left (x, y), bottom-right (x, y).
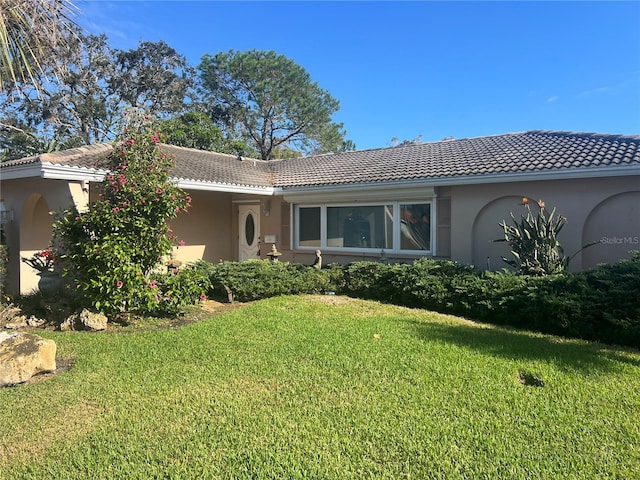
top-left (1, 130), bottom-right (639, 295)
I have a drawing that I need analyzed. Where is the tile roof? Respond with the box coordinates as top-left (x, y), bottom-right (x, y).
top-left (2, 130), bottom-right (639, 190)
top-left (161, 145), bottom-right (273, 188)
top-left (271, 130), bottom-right (640, 188)
top-left (1, 143), bottom-right (112, 169)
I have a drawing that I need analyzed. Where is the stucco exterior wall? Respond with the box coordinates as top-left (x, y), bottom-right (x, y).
top-left (168, 190), bottom-right (234, 265)
top-left (450, 176), bottom-right (640, 271)
top-left (1, 177), bottom-right (90, 294)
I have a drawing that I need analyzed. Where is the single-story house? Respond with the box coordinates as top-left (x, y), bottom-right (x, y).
top-left (1, 129), bottom-right (639, 295)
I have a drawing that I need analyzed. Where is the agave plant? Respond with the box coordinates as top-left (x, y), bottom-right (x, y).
top-left (497, 198), bottom-right (598, 276)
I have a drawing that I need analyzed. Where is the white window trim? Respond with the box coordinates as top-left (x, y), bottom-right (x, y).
top-left (293, 199), bottom-right (436, 255)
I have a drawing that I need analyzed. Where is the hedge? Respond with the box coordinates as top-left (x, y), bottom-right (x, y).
top-left (198, 253), bottom-right (640, 349)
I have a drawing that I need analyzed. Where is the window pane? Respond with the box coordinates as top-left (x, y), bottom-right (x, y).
top-left (244, 213), bottom-right (255, 245)
top-left (327, 206), bottom-right (392, 249)
top-left (400, 203), bottom-right (431, 250)
top-left (298, 207), bottom-right (321, 247)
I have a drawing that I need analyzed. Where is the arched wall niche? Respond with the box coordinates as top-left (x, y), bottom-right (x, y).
top-left (582, 191), bottom-right (640, 269)
top-left (471, 195), bottom-right (525, 271)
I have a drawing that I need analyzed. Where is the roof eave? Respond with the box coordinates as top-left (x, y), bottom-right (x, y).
top-left (0, 163), bottom-right (44, 180)
top-left (175, 178), bottom-right (275, 195)
top-left (41, 163), bottom-right (107, 181)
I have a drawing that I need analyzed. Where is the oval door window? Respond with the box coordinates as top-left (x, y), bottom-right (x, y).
top-left (245, 213), bottom-right (255, 246)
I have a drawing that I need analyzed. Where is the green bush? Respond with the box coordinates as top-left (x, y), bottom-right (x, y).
top-left (151, 265), bottom-right (212, 316)
top-left (204, 260), bottom-right (333, 302)
top-left (193, 253), bottom-right (639, 348)
top-left (336, 255), bottom-right (640, 348)
top-left (53, 112), bottom-right (191, 317)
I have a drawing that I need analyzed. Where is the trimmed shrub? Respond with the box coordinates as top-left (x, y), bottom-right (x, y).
top-left (194, 253), bottom-right (639, 348)
top-left (151, 265), bottom-right (212, 316)
top-left (205, 260), bottom-right (333, 302)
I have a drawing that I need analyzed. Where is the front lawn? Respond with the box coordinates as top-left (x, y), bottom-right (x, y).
top-left (1, 295), bottom-right (639, 479)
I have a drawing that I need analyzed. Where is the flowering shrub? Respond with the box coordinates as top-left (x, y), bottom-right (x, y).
top-left (54, 111), bottom-right (191, 316)
top-left (21, 248), bottom-right (59, 273)
top-left (150, 265), bottom-right (212, 315)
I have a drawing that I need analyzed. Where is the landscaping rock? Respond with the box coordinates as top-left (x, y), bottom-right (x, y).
top-left (0, 332), bottom-right (57, 387)
top-left (1, 304), bottom-right (26, 329)
top-left (4, 317), bottom-right (27, 329)
top-left (26, 316), bottom-right (46, 327)
top-left (61, 309), bottom-right (108, 331)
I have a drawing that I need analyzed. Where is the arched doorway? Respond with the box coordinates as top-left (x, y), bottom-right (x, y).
top-left (20, 193), bottom-right (53, 294)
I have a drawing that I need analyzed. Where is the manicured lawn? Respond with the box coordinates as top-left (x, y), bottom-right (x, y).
top-left (1, 295), bottom-right (639, 479)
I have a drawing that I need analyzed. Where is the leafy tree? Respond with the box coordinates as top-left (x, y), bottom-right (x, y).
top-left (109, 40), bottom-right (195, 116)
top-left (1, 30), bottom-right (195, 161)
top-left (199, 49), bottom-right (352, 160)
top-left (53, 111), bottom-right (192, 316)
top-left (156, 111), bottom-right (254, 155)
top-left (0, 0), bottom-right (78, 93)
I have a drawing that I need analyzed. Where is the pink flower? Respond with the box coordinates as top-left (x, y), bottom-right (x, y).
top-left (179, 240), bottom-right (186, 247)
top-left (149, 281), bottom-right (157, 289)
top-left (156, 188), bottom-right (163, 194)
top-left (172, 268), bottom-right (179, 275)
top-left (199, 294), bottom-right (207, 301)
top-left (112, 207), bottom-right (120, 213)
top-left (116, 280), bottom-right (123, 288)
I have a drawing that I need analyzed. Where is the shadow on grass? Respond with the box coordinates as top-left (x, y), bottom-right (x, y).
top-left (404, 318), bottom-right (640, 375)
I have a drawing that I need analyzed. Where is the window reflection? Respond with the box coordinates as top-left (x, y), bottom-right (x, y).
top-left (327, 206), bottom-right (392, 249)
top-left (400, 203), bottom-right (430, 250)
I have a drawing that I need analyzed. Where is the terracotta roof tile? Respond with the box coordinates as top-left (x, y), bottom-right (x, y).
top-left (3, 131), bottom-right (639, 189)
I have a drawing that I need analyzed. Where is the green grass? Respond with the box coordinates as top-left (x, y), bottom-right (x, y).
top-left (1, 295), bottom-right (639, 479)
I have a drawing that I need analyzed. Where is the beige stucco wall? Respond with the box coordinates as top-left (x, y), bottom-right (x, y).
top-left (450, 175), bottom-right (640, 271)
top-left (2, 172), bottom-right (637, 295)
top-left (168, 190), bottom-right (234, 265)
top-left (1, 177), bottom-right (90, 294)
top-left (1, 179), bottom-right (236, 294)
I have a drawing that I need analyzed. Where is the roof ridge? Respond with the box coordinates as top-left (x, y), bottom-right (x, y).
top-left (160, 143), bottom-right (266, 163)
top-left (525, 130), bottom-right (640, 142)
top-left (39, 143), bottom-right (113, 164)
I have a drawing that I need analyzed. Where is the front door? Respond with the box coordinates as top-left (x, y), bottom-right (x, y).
top-left (238, 204), bottom-right (260, 261)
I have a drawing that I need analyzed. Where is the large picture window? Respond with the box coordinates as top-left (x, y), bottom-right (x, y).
top-left (327, 205), bottom-right (392, 249)
top-left (294, 201), bottom-right (433, 253)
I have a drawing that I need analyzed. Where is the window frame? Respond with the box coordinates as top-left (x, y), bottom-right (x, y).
top-left (293, 200), bottom-right (436, 255)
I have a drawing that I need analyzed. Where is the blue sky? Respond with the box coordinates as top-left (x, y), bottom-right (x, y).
top-left (75, 1), bottom-right (640, 150)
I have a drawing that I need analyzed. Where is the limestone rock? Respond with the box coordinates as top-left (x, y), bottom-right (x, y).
top-left (26, 316), bottom-right (46, 327)
top-left (1, 304), bottom-right (26, 329)
top-left (0, 332), bottom-right (57, 387)
top-left (61, 309), bottom-right (108, 331)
